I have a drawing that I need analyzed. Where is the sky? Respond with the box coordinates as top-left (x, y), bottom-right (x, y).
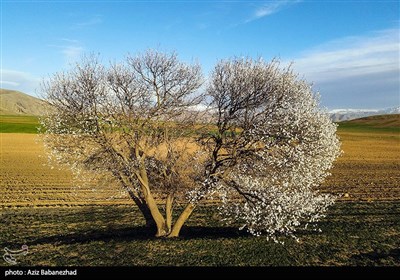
top-left (1, 0), bottom-right (399, 110)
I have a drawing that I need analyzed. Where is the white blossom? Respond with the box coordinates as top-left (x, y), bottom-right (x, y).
top-left (193, 57), bottom-right (341, 241)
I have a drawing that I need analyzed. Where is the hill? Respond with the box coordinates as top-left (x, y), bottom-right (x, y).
top-left (330, 107), bottom-right (400, 122)
top-left (338, 114), bottom-right (400, 133)
top-left (0, 88), bottom-right (49, 116)
top-left (0, 115), bottom-right (40, 133)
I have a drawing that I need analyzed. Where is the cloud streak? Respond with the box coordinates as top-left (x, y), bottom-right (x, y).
top-left (61, 45), bottom-right (84, 61)
top-left (0, 80), bottom-right (19, 87)
top-left (290, 28), bottom-right (400, 109)
top-left (48, 39), bottom-right (84, 63)
top-left (247, 0), bottom-right (301, 23)
top-left (75, 15), bottom-right (103, 28)
top-left (0, 69), bottom-right (41, 96)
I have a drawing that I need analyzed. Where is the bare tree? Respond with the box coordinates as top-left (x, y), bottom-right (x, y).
top-left (187, 57), bottom-right (342, 240)
top-left (41, 50), bottom-right (203, 237)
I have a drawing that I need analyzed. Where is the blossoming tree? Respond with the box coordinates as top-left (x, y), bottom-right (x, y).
top-left (41, 51), bottom-right (341, 239)
top-left (193, 57), bottom-right (341, 240)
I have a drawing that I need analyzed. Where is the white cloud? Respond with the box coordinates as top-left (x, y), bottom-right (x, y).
top-left (247, 0), bottom-right (302, 23)
top-left (60, 38), bottom-right (80, 44)
top-left (48, 39), bottom-right (84, 63)
top-left (75, 15), bottom-right (103, 28)
top-left (0, 69), bottom-right (41, 96)
top-left (0, 80), bottom-right (19, 87)
top-left (290, 28), bottom-right (400, 109)
top-left (61, 45), bottom-right (84, 61)
top-left (294, 29), bottom-right (399, 81)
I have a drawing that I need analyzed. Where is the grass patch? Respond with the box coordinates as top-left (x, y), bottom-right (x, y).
top-left (338, 122), bottom-right (399, 134)
top-left (0, 202), bottom-right (399, 266)
top-left (338, 114), bottom-right (400, 134)
top-left (1, 114), bottom-right (398, 135)
top-left (0, 115), bottom-right (40, 133)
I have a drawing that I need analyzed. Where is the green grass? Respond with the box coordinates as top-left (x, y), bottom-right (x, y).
top-left (1, 202), bottom-right (399, 266)
top-left (338, 122), bottom-right (400, 134)
top-left (338, 114), bottom-right (400, 134)
top-left (1, 113), bottom-right (398, 135)
top-left (0, 115), bottom-right (40, 133)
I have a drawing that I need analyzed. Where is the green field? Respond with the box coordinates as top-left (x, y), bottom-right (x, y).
top-left (0, 115), bottom-right (40, 134)
top-left (0, 114), bottom-right (399, 266)
top-left (338, 114), bottom-right (400, 134)
top-left (1, 203), bottom-right (399, 266)
top-left (2, 114), bottom-right (399, 134)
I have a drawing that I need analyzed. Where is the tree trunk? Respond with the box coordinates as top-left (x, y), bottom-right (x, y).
top-left (165, 194), bottom-right (174, 233)
top-left (144, 189), bottom-right (167, 237)
top-left (123, 156), bottom-right (199, 238)
top-left (167, 203), bottom-right (196, 237)
top-left (124, 185), bottom-right (157, 230)
top-left (135, 199), bottom-right (157, 229)
top-left (136, 167), bottom-right (167, 236)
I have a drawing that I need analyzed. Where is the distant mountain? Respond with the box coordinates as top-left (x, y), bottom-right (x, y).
top-left (330, 107), bottom-right (400, 122)
top-left (2, 87), bottom-right (399, 122)
top-left (0, 89), bottom-right (49, 116)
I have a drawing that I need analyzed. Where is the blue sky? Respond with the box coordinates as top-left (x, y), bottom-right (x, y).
top-left (1, 0), bottom-right (399, 109)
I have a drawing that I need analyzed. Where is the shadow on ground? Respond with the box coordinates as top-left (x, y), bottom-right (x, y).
top-left (349, 248), bottom-right (400, 263)
top-left (25, 226), bottom-right (250, 246)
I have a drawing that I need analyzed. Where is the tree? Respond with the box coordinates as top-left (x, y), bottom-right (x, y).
top-left (190, 57), bottom-right (341, 240)
top-left (41, 52), bottom-right (341, 240)
top-left (41, 50), bottom-right (203, 237)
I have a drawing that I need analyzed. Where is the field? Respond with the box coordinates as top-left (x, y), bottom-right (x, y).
top-left (1, 203), bottom-right (399, 266)
top-left (0, 115), bottom-right (40, 134)
top-left (0, 114), bottom-right (399, 266)
top-left (321, 115), bottom-right (400, 201)
top-left (0, 133), bottom-right (130, 207)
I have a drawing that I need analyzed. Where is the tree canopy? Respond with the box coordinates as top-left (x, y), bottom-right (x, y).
top-left (41, 50), bottom-right (341, 239)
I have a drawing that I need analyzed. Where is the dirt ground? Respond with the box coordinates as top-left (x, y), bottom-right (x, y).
top-left (321, 130), bottom-right (400, 201)
top-left (0, 134), bottom-right (131, 207)
top-left (1, 128), bottom-right (399, 207)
